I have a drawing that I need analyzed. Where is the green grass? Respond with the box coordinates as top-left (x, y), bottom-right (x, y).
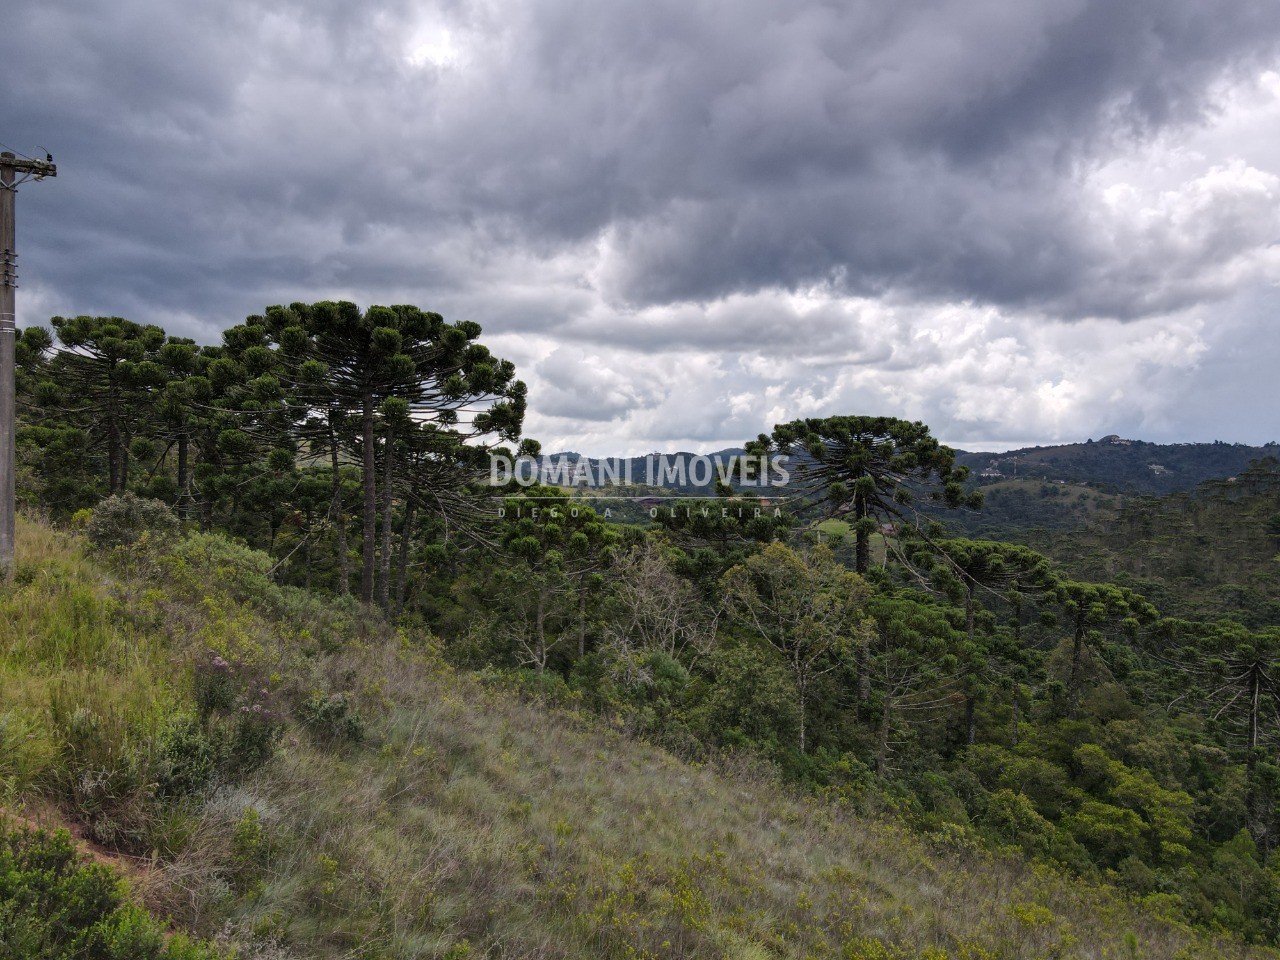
top-left (816, 519), bottom-right (851, 537)
top-left (3, 516), bottom-right (1275, 959)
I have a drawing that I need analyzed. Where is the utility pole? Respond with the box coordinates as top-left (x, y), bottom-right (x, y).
top-left (1, 150), bottom-right (56, 579)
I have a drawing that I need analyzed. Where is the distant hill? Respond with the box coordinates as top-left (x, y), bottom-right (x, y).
top-left (955, 436), bottom-right (1278, 495)
top-left (948, 437), bottom-right (1278, 539)
top-left (544, 438), bottom-right (1276, 496)
top-left (533, 439), bottom-right (1279, 536)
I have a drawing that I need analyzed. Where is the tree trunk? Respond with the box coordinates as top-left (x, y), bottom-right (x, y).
top-left (535, 592), bottom-right (547, 674)
top-left (107, 421), bottom-right (121, 494)
top-left (303, 527), bottom-right (313, 592)
top-left (877, 694), bottom-right (893, 773)
top-left (393, 496), bottom-right (415, 618)
top-left (1068, 616), bottom-right (1085, 714)
top-left (854, 492), bottom-right (870, 574)
top-left (360, 393), bottom-right (377, 605)
top-left (328, 413), bottom-right (350, 596)
top-left (856, 642), bottom-right (871, 704)
top-left (176, 435), bottom-right (189, 518)
top-left (798, 682), bottom-right (807, 754)
top-left (378, 423), bottom-right (395, 614)
top-left (577, 586), bottom-right (587, 658)
top-left (106, 371), bottom-right (122, 494)
top-left (1248, 664), bottom-right (1261, 772)
top-left (1011, 695), bottom-right (1020, 748)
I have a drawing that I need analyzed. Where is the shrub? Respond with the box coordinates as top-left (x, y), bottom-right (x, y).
top-left (152, 715), bottom-right (219, 800)
top-left (85, 493), bottom-right (179, 551)
top-left (984, 788), bottom-right (1056, 856)
top-left (46, 699), bottom-right (154, 850)
top-left (0, 823), bottom-right (224, 959)
top-left (225, 708), bottom-right (282, 775)
top-left (512, 667), bottom-right (575, 706)
top-left (296, 692), bottom-right (364, 744)
top-left (191, 652), bottom-right (281, 779)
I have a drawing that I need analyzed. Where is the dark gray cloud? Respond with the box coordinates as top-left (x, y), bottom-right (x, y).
top-left (4, 0), bottom-right (1280, 452)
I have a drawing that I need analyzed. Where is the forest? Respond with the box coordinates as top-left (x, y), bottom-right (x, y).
top-left (6, 301), bottom-right (1280, 957)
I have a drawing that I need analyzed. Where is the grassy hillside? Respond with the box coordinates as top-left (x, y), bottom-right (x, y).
top-left (1, 517), bottom-right (1273, 959)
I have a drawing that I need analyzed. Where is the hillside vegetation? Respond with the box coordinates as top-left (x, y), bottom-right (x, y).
top-left (943, 479), bottom-right (1122, 538)
top-left (956, 438), bottom-right (1277, 496)
top-left (12, 307), bottom-right (1280, 956)
top-left (1, 516), bottom-right (1267, 960)
top-left (1031, 458), bottom-right (1280, 628)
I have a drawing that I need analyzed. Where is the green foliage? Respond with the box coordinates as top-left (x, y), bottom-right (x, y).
top-left (85, 493), bottom-right (179, 550)
top-left (691, 641), bottom-right (801, 757)
top-left (13, 315), bottom-right (1280, 954)
top-left (152, 714), bottom-right (219, 800)
top-left (747, 414), bottom-right (981, 573)
top-left (2, 515), bottom-right (1271, 958)
top-left (297, 692), bottom-right (364, 744)
top-left (722, 543), bottom-right (873, 753)
top-left (0, 824), bottom-right (224, 959)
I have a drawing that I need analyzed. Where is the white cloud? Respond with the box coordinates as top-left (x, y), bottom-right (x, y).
top-left (4, 0), bottom-right (1280, 455)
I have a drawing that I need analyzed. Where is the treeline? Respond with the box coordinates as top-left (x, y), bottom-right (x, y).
top-left (16, 304), bottom-right (534, 611)
top-left (15, 308), bottom-right (1280, 943)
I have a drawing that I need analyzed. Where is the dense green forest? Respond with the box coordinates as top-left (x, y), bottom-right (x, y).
top-left (6, 303), bottom-right (1280, 956)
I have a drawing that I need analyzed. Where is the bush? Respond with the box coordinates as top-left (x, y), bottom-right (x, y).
top-left (296, 692), bottom-right (364, 744)
top-left (190, 652), bottom-right (282, 779)
top-left (85, 493), bottom-right (179, 551)
top-left (984, 788), bottom-right (1056, 856)
top-left (0, 823), bottom-right (224, 959)
top-left (152, 715), bottom-right (219, 800)
top-left (47, 699), bottom-right (155, 850)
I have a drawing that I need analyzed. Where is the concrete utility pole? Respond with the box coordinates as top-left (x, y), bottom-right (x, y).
top-left (0, 149), bottom-right (56, 579)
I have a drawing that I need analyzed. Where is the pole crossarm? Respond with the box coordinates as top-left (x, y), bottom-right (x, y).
top-left (0, 153), bottom-right (57, 189)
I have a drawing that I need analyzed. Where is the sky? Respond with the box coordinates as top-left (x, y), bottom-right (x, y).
top-left (5, 0), bottom-right (1280, 456)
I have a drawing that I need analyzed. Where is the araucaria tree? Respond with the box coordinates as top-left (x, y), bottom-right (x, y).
top-left (1049, 580), bottom-right (1156, 712)
top-left (35, 316), bottom-right (168, 494)
top-left (746, 416), bottom-right (982, 573)
top-left (1161, 619), bottom-right (1280, 771)
top-left (253, 301), bottom-right (528, 608)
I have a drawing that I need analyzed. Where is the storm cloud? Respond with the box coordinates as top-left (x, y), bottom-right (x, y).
top-left (5, 0), bottom-right (1280, 453)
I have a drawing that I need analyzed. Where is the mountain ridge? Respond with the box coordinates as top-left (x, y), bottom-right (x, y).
top-left (539, 438), bottom-right (1278, 497)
